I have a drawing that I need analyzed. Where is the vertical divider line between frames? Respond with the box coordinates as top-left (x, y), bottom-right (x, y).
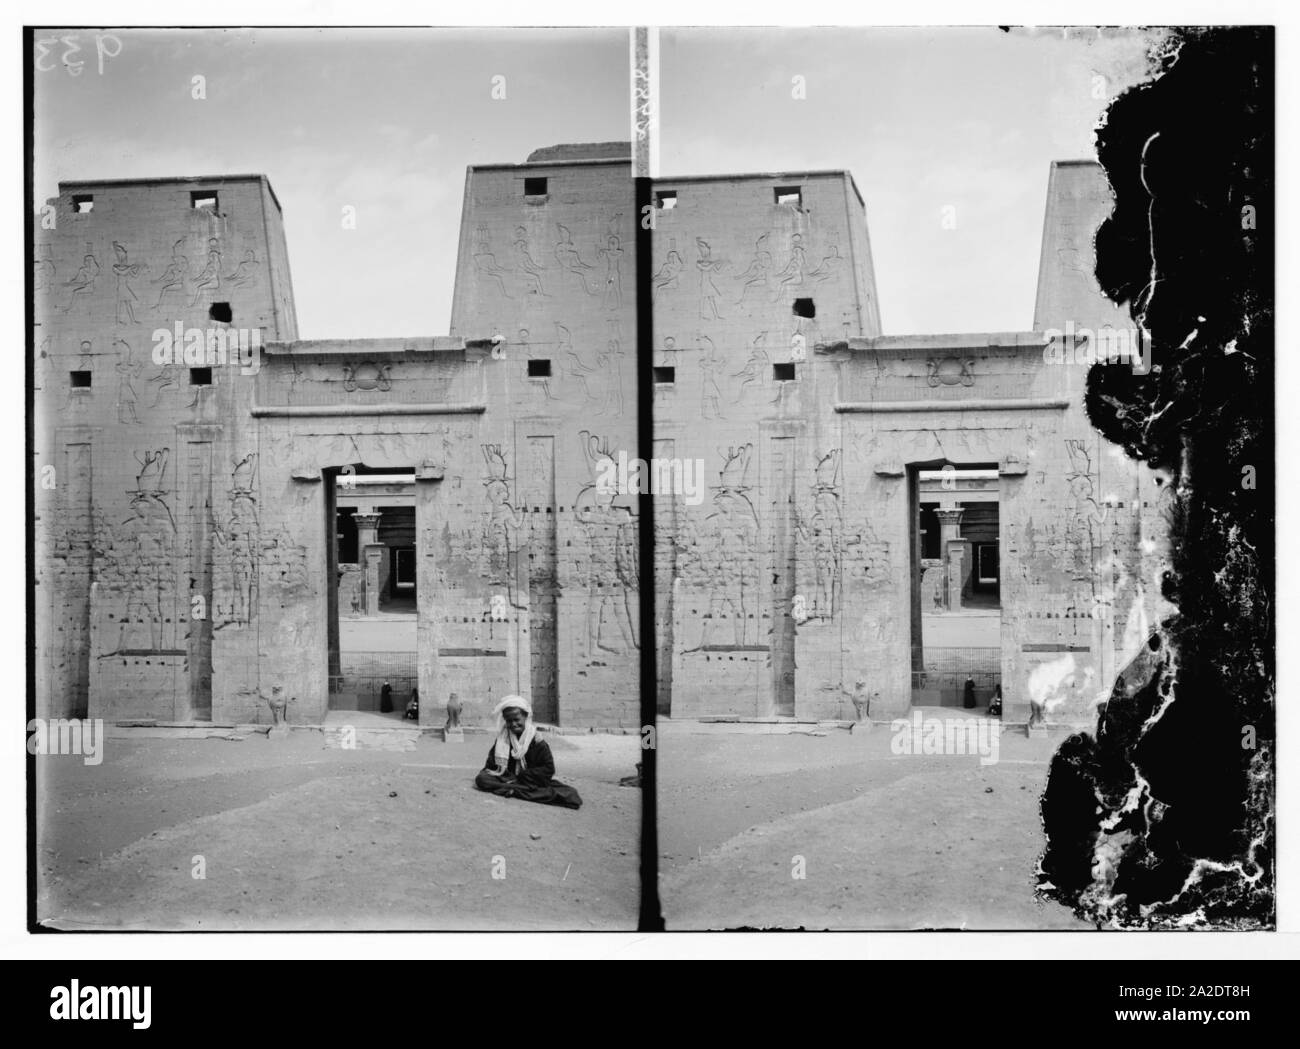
top-left (636, 162), bottom-right (662, 931)
top-left (633, 21), bottom-right (663, 935)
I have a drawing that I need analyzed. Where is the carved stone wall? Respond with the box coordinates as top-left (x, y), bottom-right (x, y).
top-left (35, 176), bottom-right (295, 723)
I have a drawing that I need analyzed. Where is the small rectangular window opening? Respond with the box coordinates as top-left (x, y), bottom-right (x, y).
top-left (773, 363), bottom-right (797, 382)
top-left (527, 359), bottom-right (552, 378)
top-left (655, 191), bottom-right (678, 210)
top-left (209, 302), bottom-right (232, 323)
top-left (191, 191), bottom-right (219, 211)
top-left (70, 370), bottom-right (92, 388)
top-left (653, 366), bottom-right (676, 384)
top-left (72, 195), bottom-right (94, 214)
top-left (190, 367), bottom-right (213, 386)
top-left (524, 177), bottom-right (548, 197)
top-left (774, 186), bottom-right (803, 206)
top-left (793, 298), bottom-right (816, 318)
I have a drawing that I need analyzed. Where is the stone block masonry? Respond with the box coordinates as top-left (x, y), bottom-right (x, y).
top-left (35, 153), bottom-right (640, 730)
top-left (651, 161), bottom-right (1170, 729)
top-left (33, 150), bottom-right (1168, 733)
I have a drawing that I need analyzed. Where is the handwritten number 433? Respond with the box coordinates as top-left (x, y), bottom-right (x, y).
top-left (35, 35), bottom-right (123, 77)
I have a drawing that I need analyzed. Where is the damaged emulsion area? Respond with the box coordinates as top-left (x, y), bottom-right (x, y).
top-left (1037, 27), bottom-right (1274, 929)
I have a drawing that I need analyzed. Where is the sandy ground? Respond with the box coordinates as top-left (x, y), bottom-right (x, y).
top-left (36, 730), bottom-right (641, 931)
top-left (657, 720), bottom-right (1090, 930)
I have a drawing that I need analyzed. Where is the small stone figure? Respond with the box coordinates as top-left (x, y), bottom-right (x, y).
top-left (443, 691), bottom-right (464, 743)
top-left (1027, 694), bottom-right (1048, 735)
top-left (619, 761), bottom-right (642, 788)
top-left (266, 685), bottom-right (290, 740)
top-left (847, 678), bottom-right (871, 722)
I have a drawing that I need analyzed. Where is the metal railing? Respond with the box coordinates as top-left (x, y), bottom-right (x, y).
top-left (328, 650), bottom-right (418, 712)
top-left (911, 646), bottom-right (1001, 707)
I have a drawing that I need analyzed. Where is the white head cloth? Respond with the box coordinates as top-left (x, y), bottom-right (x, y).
top-left (491, 695), bottom-right (535, 772)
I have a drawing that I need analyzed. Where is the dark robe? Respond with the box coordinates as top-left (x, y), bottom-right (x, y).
top-left (474, 736), bottom-right (582, 809)
top-left (963, 678), bottom-right (977, 709)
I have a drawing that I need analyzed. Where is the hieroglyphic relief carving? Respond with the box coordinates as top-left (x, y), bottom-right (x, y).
top-left (698, 335), bottom-right (725, 420)
top-left (363, 430), bottom-right (422, 467)
top-left (472, 224), bottom-right (512, 299)
top-left (807, 242), bottom-right (845, 284)
top-left (223, 249), bottom-right (260, 288)
top-left (63, 248), bottom-right (99, 312)
top-left (651, 243), bottom-right (683, 296)
top-left (145, 361), bottom-right (179, 409)
top-left (230, 451), bottom-right (256, 493)
top-left (575, 431), bottom-right (639, 655)
top-left (594, 320), bottom-right (626, 416)
top-left (111, 241), bottom-right (147, 324)
top-left (1064, 438), bottom-right (1105, 582)
top-left (512, 225), bottom-right (547, 298)
top-left (104, 499), bottom-right (177, 655)
top-left (554, 224), bottom-right (596, 294)
top-left (480, 444), bottom-right (525, 608)
top-left (731, 332), bottom-right (771, 404)
top-left (684, 444), bottom-right (760, 651)
top-left (556, 322), bottom-right (599, 407)
top-left (188, 238), bottom-right (223, 306)
top-left (695, 238), bottom-right (724, 320)
top-left (773, 232), bottom-right (806, 296)
top-left (153, 239), bottom-right (188, 310)
top-left (113, 338), bottom-right (142, 424)
top-left (261, 524), bottom-right (310, 597)
top-left (597, 220), bottom-right (624, 310)
top-left (794, 448), bottom-right (844, 620)
top-left (96, 449), bottom-right (177, 655)
top-left (853, 515), bottom-right (896, 643)
top-left (134, 448), bottom-right (171, 505)
top-left (734, 233), bottom-right (773, 305)
top-left (213, 453), bottom-right (258, 626)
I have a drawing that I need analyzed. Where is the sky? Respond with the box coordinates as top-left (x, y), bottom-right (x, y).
top-left (34, 27), bottom-right (631, 339)
top-left (35, 26), bottom-right (1158, 339)
top-left (659, 26), bottom-right (1159, 334)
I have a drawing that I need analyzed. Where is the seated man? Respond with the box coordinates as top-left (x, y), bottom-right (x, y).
top-left (474, 695), bottom-right (582, 809)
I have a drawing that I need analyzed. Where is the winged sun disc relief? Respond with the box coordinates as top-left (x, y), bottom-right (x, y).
top-left (926, 357), bottom-right (975, 387)
top-left (342, 362), bottom-right (393, 392)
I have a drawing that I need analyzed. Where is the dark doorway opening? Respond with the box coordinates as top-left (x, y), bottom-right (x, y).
top-left (325, 464), bottom-right (418, 715)
top-left (909, 462), bottom-right (1003, 711)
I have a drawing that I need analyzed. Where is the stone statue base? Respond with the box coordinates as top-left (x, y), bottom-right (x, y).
top-left (442, 727), bottom-right (464, 744)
